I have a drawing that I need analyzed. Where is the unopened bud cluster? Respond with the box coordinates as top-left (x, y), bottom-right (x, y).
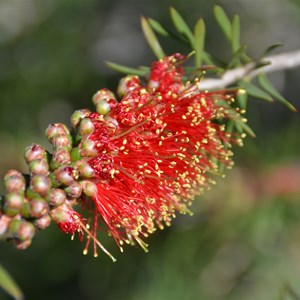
top-left (0, 90), bottom-right (117, 249)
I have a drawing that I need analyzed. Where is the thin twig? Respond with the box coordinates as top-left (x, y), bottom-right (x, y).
top-left (200, 49), bottom-right (300, 90)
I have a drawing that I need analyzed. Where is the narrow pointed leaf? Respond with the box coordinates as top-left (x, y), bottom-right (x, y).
top-left (106, 62), bottom-right (149, 76)
top-left (194, 18), bottom-right (206, 67)
top-left (236, 90), bottom-right (248, 110)
top-left (235, 120), bottom-right (256, 137)
top-left (148, 18), bottom-right (169, 37)
top-left (227, 45), bottom-right (247, 69)
top-left (170, 7), bottom-right (195, 48)
top-left (239, 81), bottom-right (274, 102)
top-left (257, 74), bottom-right (297, 111)
top-left (213, 5), bottom-right (232, 41)
top-left (231, 15), bottom-right (240, 52)
top-left (261, 43), bottom-right (283, 58)
top-left (0, 264), bottom-right (23, 300)
top-left (141, 16), bottom-right (165, 59)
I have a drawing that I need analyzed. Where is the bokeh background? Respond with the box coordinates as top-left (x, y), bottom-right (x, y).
top-left (0, 0), bottom-right (300, 299)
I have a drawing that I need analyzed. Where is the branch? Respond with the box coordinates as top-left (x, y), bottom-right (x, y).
top-left (200, 50), bottom-right (300, 90)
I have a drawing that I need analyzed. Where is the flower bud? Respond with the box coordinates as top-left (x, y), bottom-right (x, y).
top-left (30, 174), bottom-right (52, 196)
top-left (45, 123), bottom-right (70, 142)
top-left (51, 148), bottom-right (71, 168)
top-left (0, 214), bottom-right (10, 236)
top-left (52, 134), bottom-right (72, 150)
top-left (29, 198), bottom-right (49, 218)
top-left (8, 219), bottom-right (35, 241)
top-left (29, 158), bottom-right (49, 175)
top-left (79, 118), bottom-right (95, 136)
top-left (70, 109), bottom-right (91, 128)
top-left (80, 180), bottom-right (98, 197)
top-left (4, 170), bottom-right (26, 193)
top-left (117, 75), bottom-right (141, 97)
top-left (3, 193), bottom-right (24, 217)
top-left (54, 166), bottom-right (79, 186)
top-left (34, 215), bottom-right (51, 230)
top-left (79, 139), bottom-right (98, 157)
top-left (47, 188), bottom-right (66, 206)
top-left (51, 204), bottom-right (73, 223)
top-left (96, 99), bottom-right (111, 115)
top-left (24, 144), bottom-right (46, 162)
top-left (92, 88), bottom-right (116, 105)
top-left (76, 159), bottom-right (95, 178)
top-left (65, 182), bottom-right (82, 198)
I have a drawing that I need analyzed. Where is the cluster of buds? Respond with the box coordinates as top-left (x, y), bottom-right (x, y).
top-left (0, 53), bottom-right (246, 260)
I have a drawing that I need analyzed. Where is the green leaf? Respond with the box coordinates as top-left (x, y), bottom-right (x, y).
top-left (0, 264), bottom-right (23, 300)
top-left (170, 7), bottom-right (195, 48)
top-left (236, 90), bottom-right (248, 110)
top-left (227, 44), bottom-right (247, 69)
top-left (106, 61), bottom-right (149, 76)
top-left (231, 15), bottom-right (240, 53)
top-left (141, 16), bottom-right (165, 59)
top-left (257, 74), bottom-right (297, 111)
top-left (235, 119), bottom-right (256, 137)
top-left (261, 43), bottom-right (283, 58)
top-left (148, 18), bottom-right (169, 37)
top-left (213, 5), bottom-right (232, 41)
top-left (194, 18), bottom-right (206, 68)
top-left (239, 81), bottom-right (274, 102)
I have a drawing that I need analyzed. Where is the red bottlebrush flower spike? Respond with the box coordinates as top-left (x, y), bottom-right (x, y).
top-left (0, 53), bottom-right (245, 260)
top-left (78, 54), bottom-right (243, 255)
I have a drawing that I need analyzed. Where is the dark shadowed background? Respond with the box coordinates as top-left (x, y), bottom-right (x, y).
top-left (0, 0), bottom-right (300, 299)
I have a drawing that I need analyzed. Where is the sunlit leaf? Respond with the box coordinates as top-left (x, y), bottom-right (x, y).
top-left (194, 18), bottom-right (206, 68)
top-left (106, 62), bottom-right (149, 76)
top-left (239, 81), bottom-right (274, 102)
top-left (231, 15), bottom-right (240, 52)
top-left (141, 16), bottom-right (165, 59)
top-left (257, 74), bottom-right (297, 111)
top-left (0, 264), bottom-right (23, 300)
top-left (213, 5), bottom-right (232, 41)
top-left (170, 7), bottom-right (195, 48)
top-left (148, 18), bottom-right (170, 37)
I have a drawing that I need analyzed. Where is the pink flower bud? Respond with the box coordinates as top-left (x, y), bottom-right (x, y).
top-left (4, 170), bottom-right (26, 193)
top-left (79, 139), bottom-right (98, 157)
top-left (76, 159), bottom-right (95, 178)
top-left (80, 180), bottom-right (97, 197)
top-left (65, 182), bottom-right (82, 198)
top-left (8, 219), bottom-right (35, 241)
top-left (92, 88), bottom-right (116, 105)
top-left (24, 144), bottom-right (46, 162)
top-left (54, 166), bottom-right (79, 186)
top-left (117, 75), bottom-right (141, 97)
top-left (34, 215), bottom-right (51, 230)
top-left (47, 188), bottom-right (66, 206)
top-left (29, 198), bottom-right (49, 218)
top-left (52, 134), bottom-right (72, 150)
top-left (51, 148), bottom-right (71, 167)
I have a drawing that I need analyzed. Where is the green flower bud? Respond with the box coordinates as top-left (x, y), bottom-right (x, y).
top-left (47, 188), bottom-right (66, 206)
top-left (30, 174), bottom-right (52, 196)
top-left (54, 166), bottom-right (78, 186)
top-left (51, 148), bottom-right (71, 167)
top-left (8, 219), bottom-right (35, 241)
top-left (80, 180), bottom-right (97, 197)
top-left (29, 159), bottom-right (49, 175)
top-left (79, 118), bottom-right (95, 136)
top-left (76, 159), bottom-right (95, 178)
top-left (3, 193), bottom-right (24, 217)
top-left (79, 139), bottom-right (98, 157)
top-left (96, 99), bottom-right (111, 115)
top-left (70, 109), bottom-right (91, 128)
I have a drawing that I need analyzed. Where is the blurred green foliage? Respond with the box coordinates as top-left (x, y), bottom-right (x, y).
top-left (0, 0), bottom-right (300, 299)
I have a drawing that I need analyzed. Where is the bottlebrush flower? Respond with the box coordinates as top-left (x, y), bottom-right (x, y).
top-left (0, 53), bottom-right (245, 260)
